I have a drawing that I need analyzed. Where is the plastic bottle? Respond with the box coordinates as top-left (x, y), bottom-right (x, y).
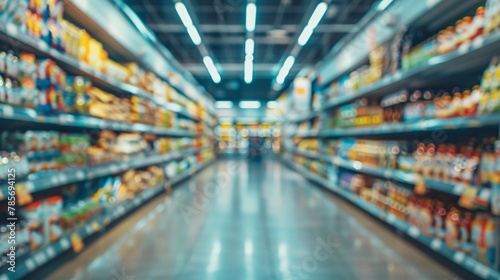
top-left (460, 212), bottom-right (473, 254)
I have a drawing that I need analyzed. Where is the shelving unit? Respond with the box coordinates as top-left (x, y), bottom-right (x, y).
top-left (0, 2), bottom-right (216, 279)
top-left (281, 0), bottom-right (500, 278)
top-left (286, 160), bottom-right (500, 280)
top-left (0, 23), bottom-right (215, 127)
top-left (290, 148), bottom-right (494, 198)
top-left (0, 147), bottom-right (212, 201)
top-left (0, 158), bottom-right (214, 280)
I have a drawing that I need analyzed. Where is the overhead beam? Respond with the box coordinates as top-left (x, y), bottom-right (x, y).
top-left (130, 4), bottom-right (373, 14)
top-left (183, 63), bottom-right (303, 77)
top-left (148, 24), bottom-right (355, 34)
top-left (204, 36), bottom-right (292, 45)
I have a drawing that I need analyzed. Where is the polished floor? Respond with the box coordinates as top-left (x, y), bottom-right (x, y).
top-left (46, 159), bottom-right (459, 280)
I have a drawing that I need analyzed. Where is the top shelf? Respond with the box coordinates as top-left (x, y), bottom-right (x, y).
top-left (0, 23), bottom-right (211, 124)
top-left (321, 31), bottom-right (500, 112)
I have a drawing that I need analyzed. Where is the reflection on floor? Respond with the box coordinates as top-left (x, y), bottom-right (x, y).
top-left (46, 159), bottom-right (459, 280)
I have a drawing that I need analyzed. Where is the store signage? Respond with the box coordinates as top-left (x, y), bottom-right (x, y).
top-left (292, 78), bottom-right (312, 112)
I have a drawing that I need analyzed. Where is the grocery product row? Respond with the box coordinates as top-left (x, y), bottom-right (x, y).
top-left (285, 158), bottom-right (500, 280)
top-left (0, 1), bottom-right (216, 280)
top-left (0, 154), bottom-right (215, 280)
top-left (0, 48), bottom-right (213, 132)
top-left (292, 55), bottom-right (500, 138)
top-left (216, 122), bottom-right (281, 156)
top-left (288, 2), bottom-right (500, 126)
top-left (0, 1), bottom-right (215, 128)
top-left (0, 129), bottom-right (213, 199)
top-left (278, 2), bottom-right (500, 280)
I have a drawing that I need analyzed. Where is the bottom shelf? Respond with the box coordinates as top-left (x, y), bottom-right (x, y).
top-left (0, 159), bottom-right (214, 280)
top-left (288, 162), bottom-right (500, 280)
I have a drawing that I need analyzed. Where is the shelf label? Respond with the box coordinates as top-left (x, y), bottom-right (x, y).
top-left (51, 177), bottom-right (59, 185)
top-left (6, 23), bottom-right (17, 36)
top-left (46, 247), bottom-right (56, 258)
top-left (59, 174), bottom-right (67, 183)
top-left (71, 233), bottom-right (84, 253)
top-left (92, 221), bottom-right (101, 232)
top-left (2, 105), bottom-right (14, 117)
top-left (426, 0), bottom-right (440, 7)
top-left (76, 171), bottom-right (85, 180)
top-left (430, 239), bottom-right (442, 250)
top-left (25, 258), bottom-right (36, 271)
top-left (110, 165), bottom-right (119, 173)
top-left (34, 252), bottom-right (48, 265)
top-left (472, 37), bottom-right (484, 49)
top-left (25, 182), bottom-right (35, 192)
top-left (37, 41), bottom-right (48, 51)
top-left (473, 263), bottom-right (490, 278)
top-left (452, 184), bottom-right (466, 195)
top-left (86, 225), bottom-right (93, 234)
top-left (407, 226), bottom-right (420, 238)
top-left (386, 214), bottom-right (396, 224)
top-left (453, 251), bottom-right (466, 264)
top-left (60, 238), bottom-right (70, 250)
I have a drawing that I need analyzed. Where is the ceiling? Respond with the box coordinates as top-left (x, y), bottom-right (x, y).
top-left (124, 0), bottom-right (378, 101)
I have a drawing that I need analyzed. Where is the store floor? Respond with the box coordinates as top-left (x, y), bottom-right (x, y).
top-left (46, 159), bottom-right (459, 280)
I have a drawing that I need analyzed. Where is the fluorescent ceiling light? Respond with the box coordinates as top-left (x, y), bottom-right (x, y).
top-left (175, 2), bottom-right (202, 45)
top-left (297, 2), bottom-right (328, 46)
top-left (276, 55), bottom-right (295, 84)
top-left (246, 3), bottom-right (256, 32)
top-left (308, 2), bottom-right (328, 28)
top-left (175, 2), bottom-right (192, 27)
top-left (245, 38), bottom-right (254, 55)
top-left (215, 101), bottom-right (233, 109)
top-left (239, 101), bottom-right (261, 109)
top-left (186, 26), bottom-right (202, 45)
top-left (267, 101), bottom-right (279, 109)
top-left (298, 26), bottom-right (314, 46)
top-left (203, 56), bottom-right (221, 83)
top-left (244, 60), bottom-right (253, 84)
top-left (377, 0), bottom-right (394, 11)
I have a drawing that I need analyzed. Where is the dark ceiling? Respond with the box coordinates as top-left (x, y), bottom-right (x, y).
top-left (124, 0), bottom-right (377, 101)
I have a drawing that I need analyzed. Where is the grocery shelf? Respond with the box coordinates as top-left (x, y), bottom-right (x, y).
top-left (0, 147), bottom-right (211, 201)
top-left (0, 23), bottom-right (206, 124)
top-left (289, 149), bottom-right (492, 198)
top-left (291, 114), bottom-right (500, 138)
top-left (288, 163), bottom-right (500, 280)
top-left (291, 148), bottom-right (332, 162)
top-left (0, 104), bottom-right (203, 137)
top-left (0, 159), bottom-right (214, 280)
top-left (332, 157), bottom-right (416, 185)
top-left (321, 31), bottom-right (500, 111)
top-left (284, 111), bottom-right (320, 124)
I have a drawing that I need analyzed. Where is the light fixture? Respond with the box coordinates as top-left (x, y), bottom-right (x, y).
top-left (244, 60), bottom-right (253, 84)
top-left (186, 26), bottom-right (202, 45)
top-left (297, 2), bottom-right (328, 46)
top-left (239, 101), bottom-right (261, 109)
top-left (267, 101), bottom-right (279, 109)
top-left (308, 2), bottom-right (328, 28)
top-left (175, 2), bottom-right (202, 45)
top-left (297, 26), bottom-right (314, 46)
top-left (377, 0), bottom-right (394, 11)
top-left (244, 38), bottom-right (254, 84)
top-left (246, 3), bottom-right (256, 32)
top-left (245, 38), bottom-right (254, 55)
top-left (215, 101), bottom-right (233, 109)
top-left (276, 55), bottom-right (295, 84)
top-left (203, 56), bottom-right (222, 83)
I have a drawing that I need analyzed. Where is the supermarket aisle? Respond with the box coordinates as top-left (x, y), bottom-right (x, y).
top-left (46, 159), bottom-right (458, 280)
